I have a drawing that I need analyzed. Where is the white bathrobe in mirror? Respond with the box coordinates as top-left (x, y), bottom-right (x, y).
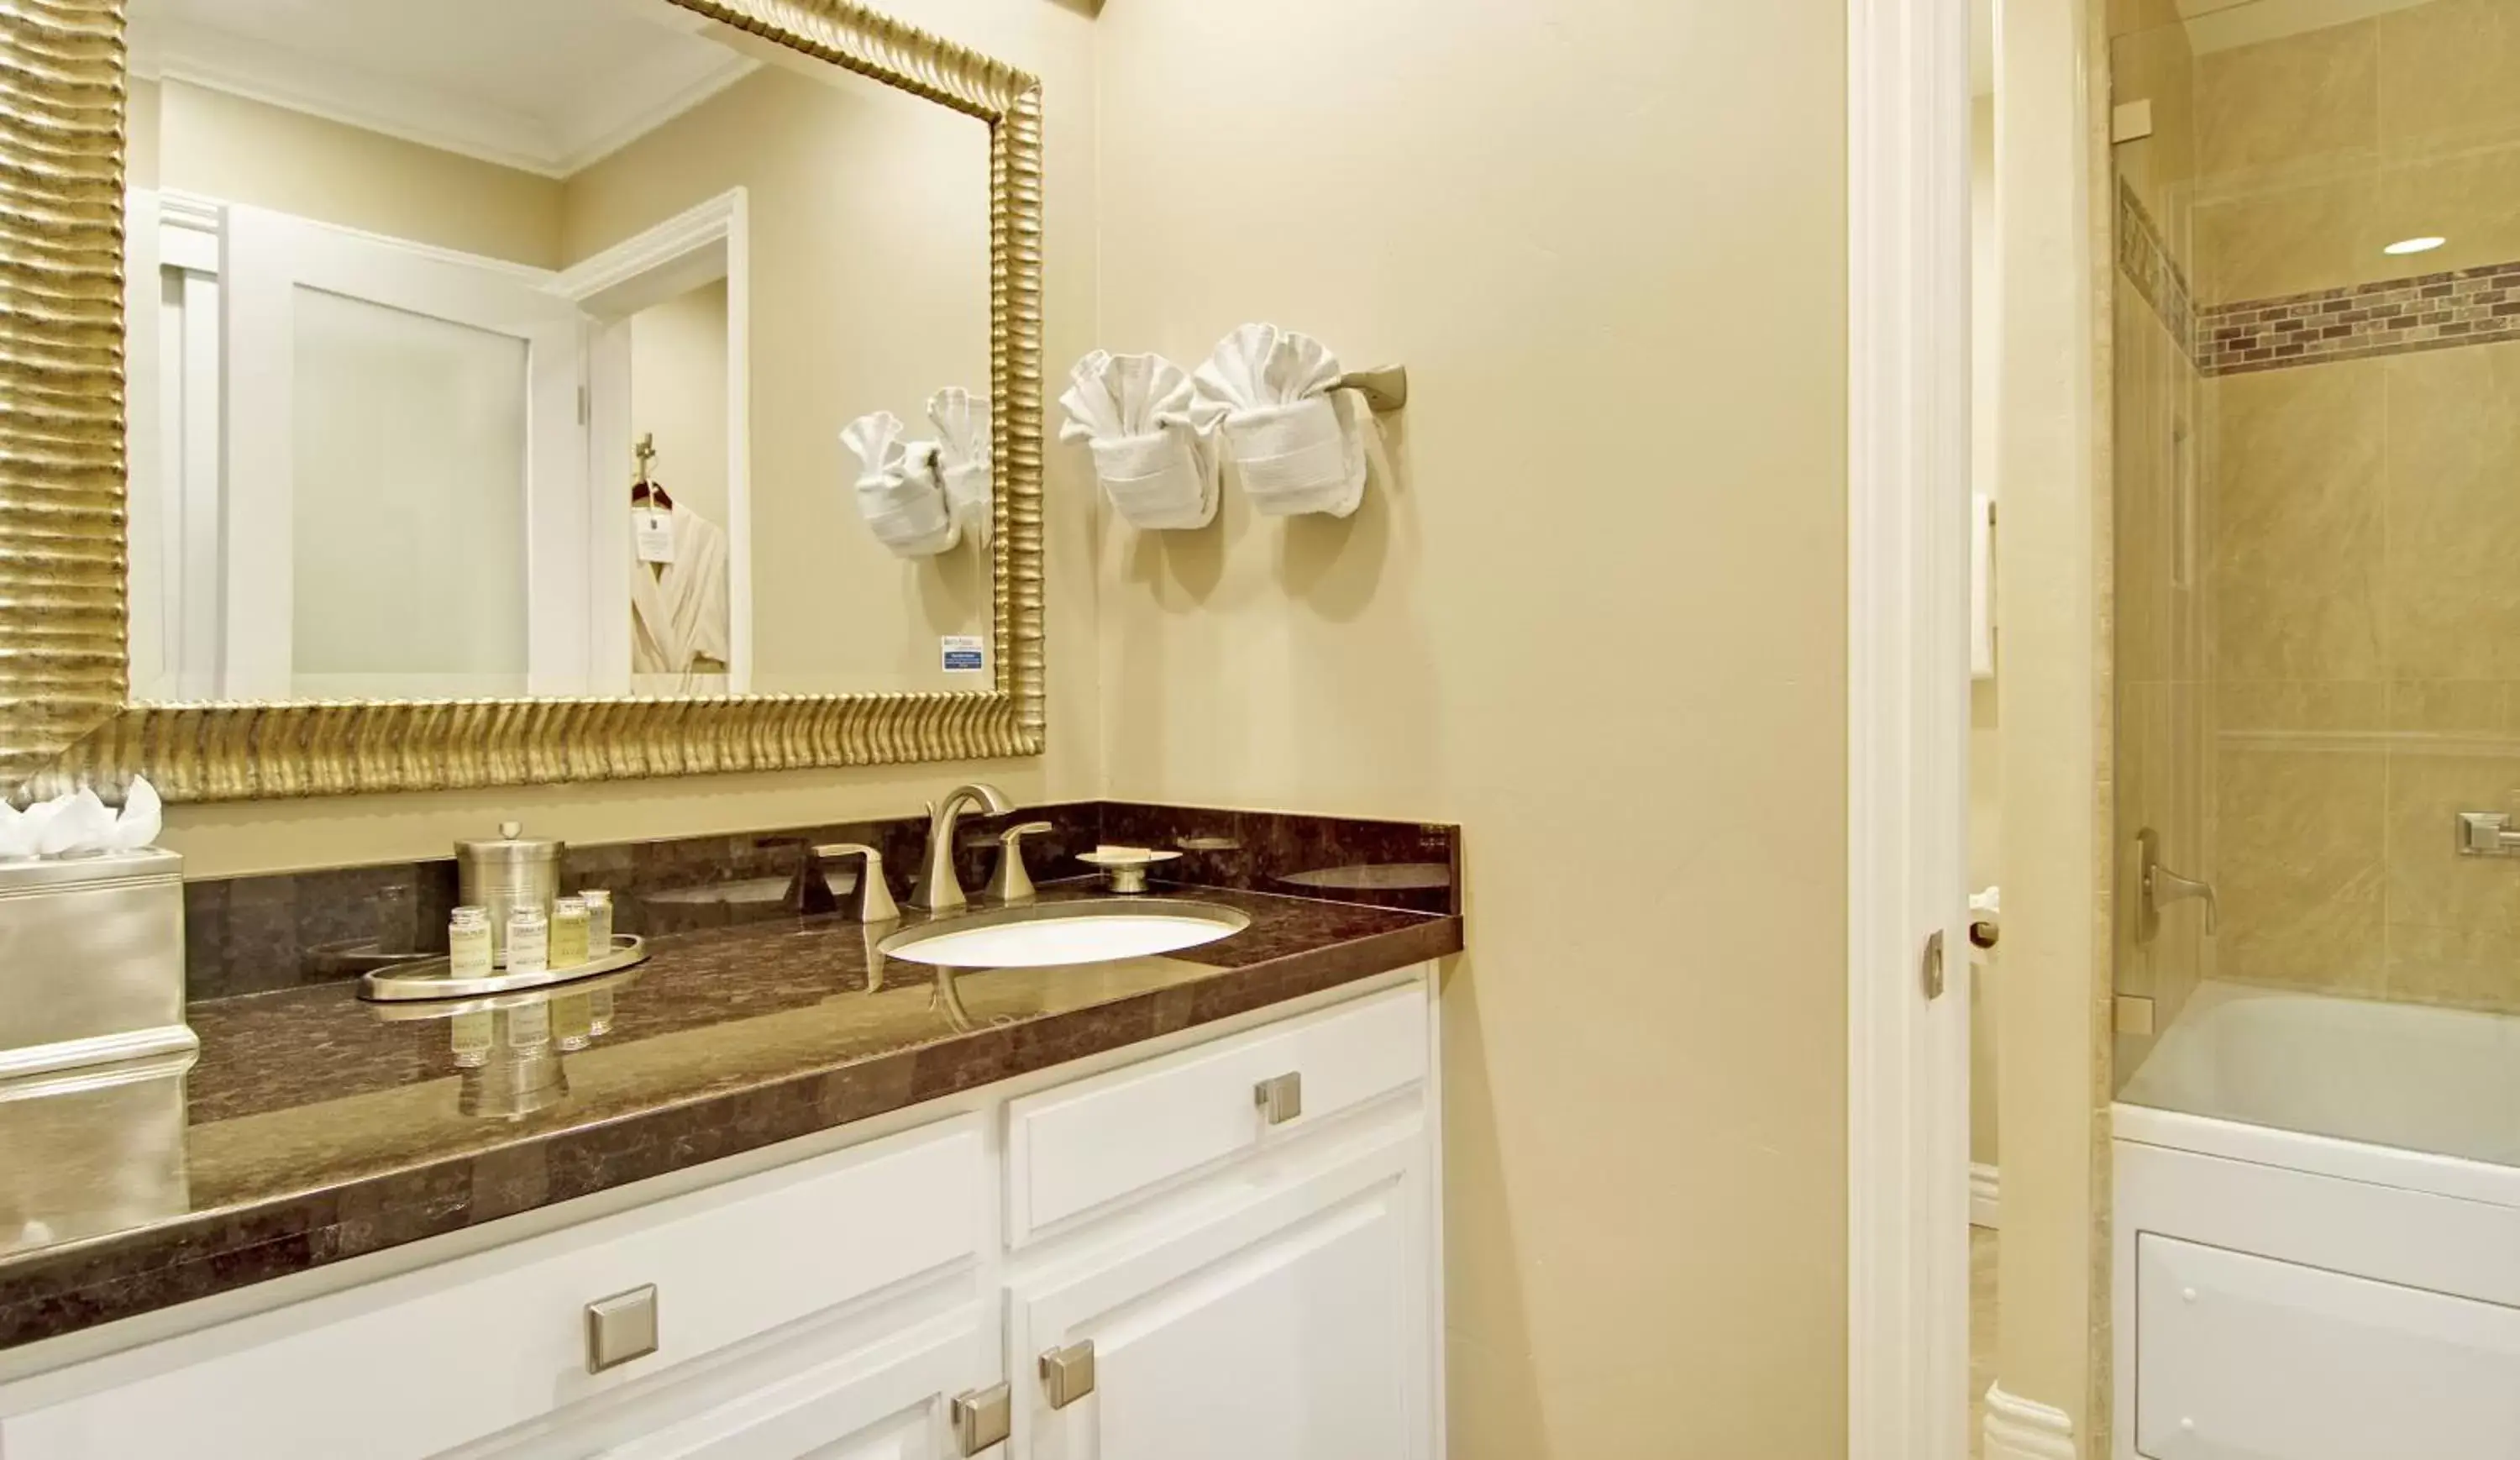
top-left (629, 504), bottom-right (732, 694)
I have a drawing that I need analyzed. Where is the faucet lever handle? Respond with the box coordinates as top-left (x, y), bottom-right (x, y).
top-left (987, 822), bottom-right (1054, 903)
top-left (812, 843), bottom-right (899, 924)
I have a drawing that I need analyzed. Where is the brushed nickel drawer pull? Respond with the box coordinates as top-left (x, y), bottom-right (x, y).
top-left (1041, 1340), bottom-right (1097, 1410)
top-left (1253, 1071), bottom-right (1303, 1126)
top-left (583, 1284), bottom-right (659, 1373)
top-left (951, 1382), bottom-right (1012, 1453)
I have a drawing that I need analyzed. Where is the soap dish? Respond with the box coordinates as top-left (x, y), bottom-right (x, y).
top-left (1076, 847), bottom-right (1181, 895)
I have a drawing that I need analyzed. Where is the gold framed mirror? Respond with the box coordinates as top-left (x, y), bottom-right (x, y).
top-left (0, 0), bottom-right (1042, 803)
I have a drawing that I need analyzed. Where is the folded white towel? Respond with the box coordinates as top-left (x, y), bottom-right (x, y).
top-left (842, 410), bottom-right (959, 557)
top-left (929, 387), bottom-right (993, 549)
top-left (1194, 323), bottom-right (1368, 517)
top-left (1060, 351), bottom-right (1225, 530)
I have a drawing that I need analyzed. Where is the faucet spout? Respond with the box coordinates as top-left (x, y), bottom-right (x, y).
top-left (909, 782), bottom-right (1016, 913)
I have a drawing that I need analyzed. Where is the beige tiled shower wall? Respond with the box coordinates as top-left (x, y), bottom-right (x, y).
top-left (2113, 6), bottom-right (2212, 1074)
top-left (2187, 0), bottom-right (2520, 1014)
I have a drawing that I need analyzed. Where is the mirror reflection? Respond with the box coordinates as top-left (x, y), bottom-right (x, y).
top-left (124, 0), bottom-right (996, 702)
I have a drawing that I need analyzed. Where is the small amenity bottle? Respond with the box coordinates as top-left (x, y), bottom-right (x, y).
top-left (581, 889), bottom-right (614, 952)
top-left (551, 895), bottom-right (591, 969)
top-left (448, 906), bottom-right (493, 980)
top-left (506, 906), bottom-right (549, 977)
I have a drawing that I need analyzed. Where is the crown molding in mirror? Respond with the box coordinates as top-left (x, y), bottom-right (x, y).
top-left (7, 0), bottom-right (1045, 803)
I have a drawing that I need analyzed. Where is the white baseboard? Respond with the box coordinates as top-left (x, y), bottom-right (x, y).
top-left (1971, 1162), bottom-right (2001, 1229)
top-left (1983, 1384), bottom-right (2076, 1460)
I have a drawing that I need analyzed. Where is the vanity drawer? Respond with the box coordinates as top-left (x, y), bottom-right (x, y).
top-left (0, 1117), bottom-right (985, 1460)
top-left (1005, 982), bottom-right (1427, 1245)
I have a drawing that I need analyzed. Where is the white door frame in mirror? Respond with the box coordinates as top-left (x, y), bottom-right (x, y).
top-left (1847, 0), bottom-right (1973, 1454)
top-left (554, 188), bottom-right (755, 697)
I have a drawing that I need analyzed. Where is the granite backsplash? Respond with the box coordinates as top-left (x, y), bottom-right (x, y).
top-left (183, 801), bottom-right (1459, 1001)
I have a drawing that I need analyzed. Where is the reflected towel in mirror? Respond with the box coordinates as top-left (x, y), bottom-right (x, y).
top-left (842, 410), bottom-right (958, 557)
top-left (928, 387), bottom-right (993, 550)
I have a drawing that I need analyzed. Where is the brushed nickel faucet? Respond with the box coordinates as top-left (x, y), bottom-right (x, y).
top-left (910, 783), bottom-right (1016, 913)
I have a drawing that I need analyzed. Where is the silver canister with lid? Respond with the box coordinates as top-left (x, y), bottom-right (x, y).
top-left (454, 821), bottom-right (563, 967)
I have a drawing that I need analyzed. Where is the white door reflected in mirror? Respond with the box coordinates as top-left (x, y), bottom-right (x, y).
top-left (122, 0), bottom-right (997, 705)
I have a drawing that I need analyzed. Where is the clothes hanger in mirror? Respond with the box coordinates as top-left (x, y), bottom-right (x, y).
top-left (631, 432), bottom-right (675, 512)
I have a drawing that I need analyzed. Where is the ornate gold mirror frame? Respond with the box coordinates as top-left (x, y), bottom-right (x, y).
top-left (0, 0), bottom-right (1043, 802)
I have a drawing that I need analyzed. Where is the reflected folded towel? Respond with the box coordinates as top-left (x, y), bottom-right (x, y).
top-left (929, 387), bottom-right (993, 549)
top-left (1060, 351), bottom-right (1225, 530)
top-left (1193, 323), bottom-right (1368, 517)
top-left (842, 410), bottom-right (959, 557)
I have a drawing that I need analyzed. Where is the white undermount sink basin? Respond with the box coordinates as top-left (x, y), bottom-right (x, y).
top-left (878, 898), bottom-right (1249, 969)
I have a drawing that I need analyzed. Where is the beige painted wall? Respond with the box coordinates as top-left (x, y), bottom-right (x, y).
top-left (1092, 2), bottom-right (1849, 1452)
top-left (563, 60), bottom-right (995, 697)
top-left (150, 79), bottom-right (564, 268)
top-left (1995, 0), bottom-right (2106, 1438)
top-left (629, 281), bottom-right (732, 534)
top-left (156, 0), bottom-right (1101, 877)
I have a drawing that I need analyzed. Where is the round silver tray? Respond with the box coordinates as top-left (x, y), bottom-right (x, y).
top-left (358, 934), bottom-right (650, 1003)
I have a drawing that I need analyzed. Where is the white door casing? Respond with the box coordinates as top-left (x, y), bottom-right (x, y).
top-left (1848, 0), bottom-right (1976, 1454)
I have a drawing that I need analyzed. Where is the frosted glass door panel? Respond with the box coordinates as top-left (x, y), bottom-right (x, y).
top-left (291, 289), bottom-right (530, 698)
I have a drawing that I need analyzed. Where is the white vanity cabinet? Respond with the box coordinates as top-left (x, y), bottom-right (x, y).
top-left (0, 971), bottom-right (1440, 1460)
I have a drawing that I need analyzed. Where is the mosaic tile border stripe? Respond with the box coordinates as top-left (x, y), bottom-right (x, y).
top-left (2202, 260), bottom-right (2520, 376)
top-left (2117, 181), bottom-right (2196, 362)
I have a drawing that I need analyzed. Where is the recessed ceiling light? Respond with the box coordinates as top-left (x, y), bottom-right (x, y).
top-left (2385, 236), bottom-right (2448, 256)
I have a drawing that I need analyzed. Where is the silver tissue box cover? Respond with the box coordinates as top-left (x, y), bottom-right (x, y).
top-left (0, 848), bottom-right (195, 1079)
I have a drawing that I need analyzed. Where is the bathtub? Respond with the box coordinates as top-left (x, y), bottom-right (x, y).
top-left (2112, 981), bottom-right (2520, 1459)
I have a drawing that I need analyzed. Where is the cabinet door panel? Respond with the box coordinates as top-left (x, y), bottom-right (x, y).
top-left (1014, 1127), bottom-right (1431, 1460)
top-left (595, 1304), bottom-right (991, 1460)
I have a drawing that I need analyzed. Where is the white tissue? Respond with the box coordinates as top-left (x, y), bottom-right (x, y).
top-left (35, 789), bottom-right (113, 857)
top-left (1059, 351), bottom-right (1226, 530)
top-left (928, 387), bottom-right (993, 549)
top-left (841, 410), bottom-right (958, 557)
top-left (108, 776), bottom-right (163, 851)
top-left (1193, 324), bottom-right (1370, 517)
top-left (0, 801), bottom-right (40, 859)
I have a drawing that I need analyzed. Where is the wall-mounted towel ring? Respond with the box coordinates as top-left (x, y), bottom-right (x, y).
top-left (1336, 365), bottom-right (1409, 412)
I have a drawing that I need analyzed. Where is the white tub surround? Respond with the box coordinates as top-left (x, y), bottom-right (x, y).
top-left (2115, 981), bottom-right (2520, 1458)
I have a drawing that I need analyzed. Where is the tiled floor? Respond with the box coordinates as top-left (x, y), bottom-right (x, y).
top-left (1970, 1225), bottom-right (1998, 1459)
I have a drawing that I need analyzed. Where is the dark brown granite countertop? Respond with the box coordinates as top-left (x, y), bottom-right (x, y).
top-left (0, 883), bottom-right (1459, 1354)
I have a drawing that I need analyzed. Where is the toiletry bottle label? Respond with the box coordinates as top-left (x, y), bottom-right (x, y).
top-left (505, 1000), bottom-right (551, 1052)
top-left (448, 909), bottom-right (492, 981)
top-left (507, 911), bottom-right (549, 975)
top-left (450, 1010), bottom-right (491, 1068)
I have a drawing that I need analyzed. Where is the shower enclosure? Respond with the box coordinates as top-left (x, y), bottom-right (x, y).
top-left (2107, 3), bottom-right (2520, 1454)
top-left (2111, 0), bottom-right (2520, 1158)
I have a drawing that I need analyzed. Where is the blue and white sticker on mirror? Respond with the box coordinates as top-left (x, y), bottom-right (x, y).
top-left (942, 635), bottom-right (985, 673)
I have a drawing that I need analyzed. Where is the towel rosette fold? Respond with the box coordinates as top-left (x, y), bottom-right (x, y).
top-left (1194, 323), bottom-right (1372, 518)
top-left (1059, 351), bottom-right (1226, 530)
top-left (841, 409), bottom-right (959, 558)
